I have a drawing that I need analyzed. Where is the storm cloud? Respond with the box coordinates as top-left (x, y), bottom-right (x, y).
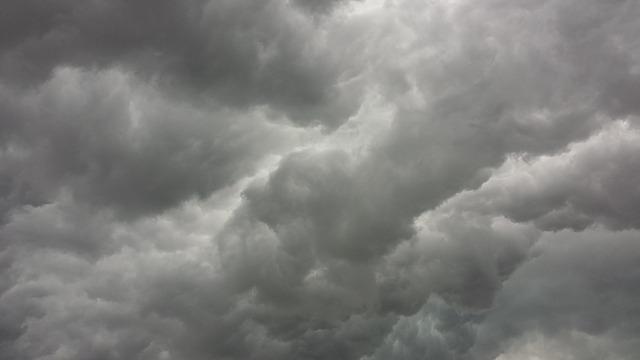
top-left (1, 0), bottom-right (640, 359)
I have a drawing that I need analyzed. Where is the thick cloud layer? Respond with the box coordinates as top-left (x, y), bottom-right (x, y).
top-left (1, 0), bottom-right (640, 359)
top-left (0, 0), bottom-right (361, 127)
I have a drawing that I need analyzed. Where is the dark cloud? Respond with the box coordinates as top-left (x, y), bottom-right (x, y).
top-left (0, 0), bottom-right (360, 127)
top-left (292, 0), bottom-right (357, 14)
top-left (366, 297), bottom-right (479, 360)
top-left (1, 0), bottom-right (640, 359)
top-left (0, 67), bottom-right (296, 218)
top-left (445, 121), bottom-right (640, 231)
top-left (470, 229), bottom-right (640, 360)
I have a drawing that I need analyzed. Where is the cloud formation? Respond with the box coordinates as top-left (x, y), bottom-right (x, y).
top-left (1, 0), bottom-right (640, 359)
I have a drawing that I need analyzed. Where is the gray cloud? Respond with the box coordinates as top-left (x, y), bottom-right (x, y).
top-left (445, 121), bottom-right (640, 231)
top-left (292, 0), bottom-right (357, 14)
top-left (1, 0), bottom-right (640, 359)
top-left (470, 228), bottom-right (640, 360)
top-left (365, 297), bottom-right (478, 360)
top-left (0, 0), bottom-right (360, 127)
top-left (0, 67), bottom-right (298, 219)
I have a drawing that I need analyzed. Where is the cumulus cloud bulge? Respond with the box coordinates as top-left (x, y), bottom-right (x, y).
top-left (1, 0), bottom-right (640, 359)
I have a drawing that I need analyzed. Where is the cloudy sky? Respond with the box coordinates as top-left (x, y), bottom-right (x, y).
top-left (1, 0), bottom-right (640, 359)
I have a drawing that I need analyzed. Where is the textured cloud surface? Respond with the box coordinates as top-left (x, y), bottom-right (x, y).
top-left (1, 0), bottom-right (640, 359)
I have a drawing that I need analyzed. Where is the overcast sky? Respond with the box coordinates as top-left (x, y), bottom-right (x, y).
top-left (1, 0), bottom-right (640, 359)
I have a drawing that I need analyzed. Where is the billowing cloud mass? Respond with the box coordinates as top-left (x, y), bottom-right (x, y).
top-left (1, 0), bottom-right (640, 359)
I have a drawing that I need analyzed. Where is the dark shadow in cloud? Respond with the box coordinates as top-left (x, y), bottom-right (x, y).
top-left (243, 150), bottom-right (415, 263)
top-left (0, 0), bottom-right (358, 128)
top-left (0, 67), bottom-right (291, 219)
top-left (292, 0), bottom-right (358, 14)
